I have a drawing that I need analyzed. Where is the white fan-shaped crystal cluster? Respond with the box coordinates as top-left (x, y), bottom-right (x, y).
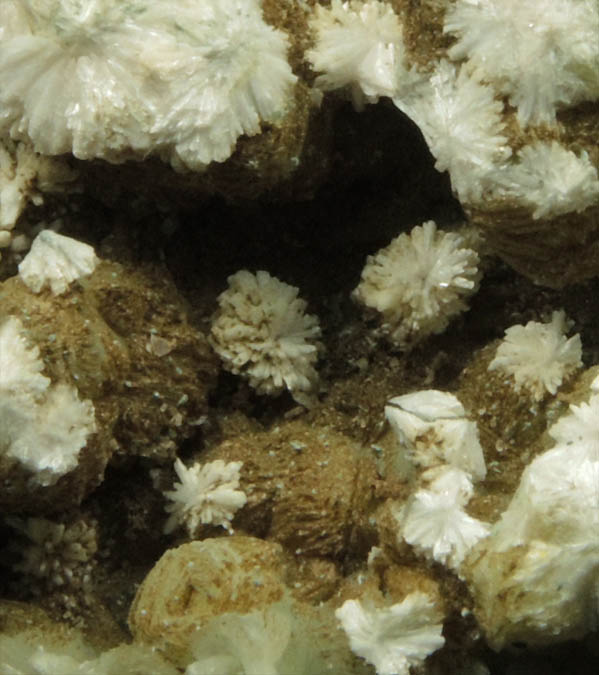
top-left (209, 270), bottom-right (321, 403)
top-left (385, 389), bottom-right (487, 481)
top-left (335, 592), bottom-right (445, 675)
top-left (394, 61), bottom-right (511, 202)
top-left (492, 141), bottom-right (599, 220)
top-left (18, 229), bottom-right (99, 294)
top-left (444, 0), bottom-right (599, 127)
top-left (0, 316), bottom-right (96, 484)
top-left (466, 387), bottom-right (599, 648)
top-left (163, 458), bottom-right (247, 536)
top-left (496, 393), bottom-right (599, 550)
top-left (386, 390), bottom-right (489, 569)
top-left (306, 0), bottom-right (414, 110)
top-left (0, 0), bottom-right (296, 169)
top-left (353, 221), bottom-right (480, 348)
top-left (397, 467), bottom-right (490, 570)
top-left (488, 310), bottom-right (583, 400)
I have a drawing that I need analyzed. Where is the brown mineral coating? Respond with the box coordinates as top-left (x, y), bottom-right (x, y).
top-left (391, 0), bottom-right (454, 68)
top-left (461, 365), bottom-right (599, 653)
top-left (0, 273), bottom-right (123, 513)
top-left (456, 341), bottom-right (570, 524)
top-left (197, 419), bottom-right (379, 559)
top-left (0, 257), bottom-right (218, 511)
top-left (457, 342), bottom-right (567, 457)
top-left (284, 555), bottom-right (342, 604)
top-left (86, 260), bottom-right (219, 460)
top-left (384, 564), bottom-right (444, 608)
top-left (462, 99), bottom-right (599, 289)
top-left (0, 598), bottom-right (127, 653)
top-left (468, 203), bottom-right (599, 288)
top-left (128, 536), bottom-right (288, 664)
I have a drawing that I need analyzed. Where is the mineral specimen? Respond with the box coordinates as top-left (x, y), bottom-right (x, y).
top-left (18, 229), bottom-right (99, 295)
top-left (488, 310), bottom-right (583, 400)
top-left (335, 592), bottom-right (445, 675)
top-left (163, 458), bottom-right (247, 536)
top-left (307, 0), bottom-right (413, 109)
top-left (209, 270), bottom-right (321, 404)
top-left (353, 221), bottom-right (481, 348)
top-left (0, 0), bottom-right (297, 169)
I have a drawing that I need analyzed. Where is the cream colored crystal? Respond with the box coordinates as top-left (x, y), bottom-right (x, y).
top-left (488, 310), bottom-right (582, 400)
top-left (163, 458), bottom-right (247, 536)
top-left (0, 316), bottom-right (96, 484)
top-left (354, 222), bottom-right (480, 348)
top-left (335, 593), bottom-right (445, 675)
top-left (385, 389), bottom-right (486, 481)
top-left (210, 270), bottom-right (321, 404)
top-left (465, 389), bottom-right (599, 648)
top-left (394, 61), bottom-right (511, 203)
top-left (307, 0), bottom-right (414, 109)
top-left (396, 467), bottom-right (490, 570)
top-left (18, 229), bottom-right (99, 295)
top-left (445, 0), bottom-right (599, 126)
top-left (0, 0), bottom-right (296, 169)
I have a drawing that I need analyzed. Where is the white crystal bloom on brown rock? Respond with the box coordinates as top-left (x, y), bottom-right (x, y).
top-left (394, 61), bottom-right (511, 202)
top-left (445, 0), bottom-right (599, 126)
top-left (465, 389), bottom-right (599, 649)
top-left (307, 0), bottom-right (413, 109)
top-left (491, 141), bottom-right (599, 220)
top-left (385, 389), bottom-right (486, 481)
top-left (0, 315), bottom-right (96, 484)
top-left (210, 270), bottom-right (321, 404)
top-left (187, 602), bottom-right (292, 675)
top-left (0, 0), bottom-right (296, 169)
top-left (354, 221), bottom-right (480, 349)
top-left (488, 310), bottom-right (582, 400)
top-left (163, 458), bottom-right (247, 536)
top-left (397, 467), bottom-right (490, 570)
top-left (335, 592), bottom-right (445, 675)
top-left (18, 230), bottom-right (99, 295)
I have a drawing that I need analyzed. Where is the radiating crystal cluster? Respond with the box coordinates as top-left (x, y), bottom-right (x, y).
top-left (307, 0), bottom-right (415, 109)
top-left (209, 270), bottom-right (321, 403)
top-left (0, 315), bottom-right (96, 484)
top-left (488, 310), bottom-right (582, 400)
top-left (490, 141), bottom-right (599, 220)
top-left (187, 603), bottom-right (292, 675)
top-left (335, 592), bottom-right (445, 675)
top-left (0, 0), bottom-right (296, 169)
top-left (444, 0), bottom-right (599, 126)
top-left (386, 389), bottom-right (489, 570)
top-left (397, 467), bottom-right (490, 570)
top-left (18, 229), bottom-right (99, 295)
top-left (7, 516), bottom-right (97, 595)
top-left (353, 221), bottom-right (480, 348)
top-left (394, 61), bottom-right (511, 202)
top-left (163, 458), bottom-right (247, 536)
